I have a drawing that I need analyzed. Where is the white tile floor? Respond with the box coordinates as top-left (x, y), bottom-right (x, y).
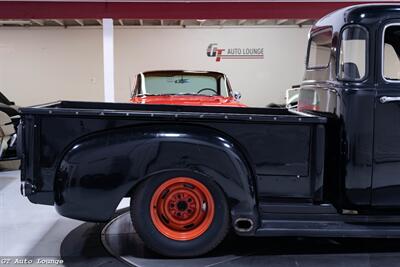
top-left (0, 170), bottom-right (130, 267)
top-left (0, 171), bottom-right (83, 257)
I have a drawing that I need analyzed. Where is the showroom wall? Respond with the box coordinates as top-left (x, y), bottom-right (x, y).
top-left (0, 28), bottom-right (104, 106)
top-left (115, 27), bottom-right (310, 107)
top-left (0, 26), bottom-right (310, 107)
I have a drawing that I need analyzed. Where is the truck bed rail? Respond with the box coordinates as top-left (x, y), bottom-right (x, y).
top-left (20, 101), bottom-right (326, 124)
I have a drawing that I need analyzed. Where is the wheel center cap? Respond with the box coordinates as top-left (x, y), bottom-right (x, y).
top-left (177, 201), bottom-right (188, 211)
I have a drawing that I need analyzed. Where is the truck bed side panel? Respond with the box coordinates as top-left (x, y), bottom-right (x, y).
top-left (19, 102), bottom-right (327, 221)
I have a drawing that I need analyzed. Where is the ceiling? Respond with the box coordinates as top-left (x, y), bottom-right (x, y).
top-left (0, 1), bottom-right (369, 20)
top-left (0, 18), bottom-right (315, 27)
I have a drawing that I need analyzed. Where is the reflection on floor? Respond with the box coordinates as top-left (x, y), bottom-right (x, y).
top-left (102, 212), bottom-right (400, 267)
top-left (60, 216), bottom-right (126, 267)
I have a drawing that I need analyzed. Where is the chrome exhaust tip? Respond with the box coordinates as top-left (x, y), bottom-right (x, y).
top-left (233, 218), bottom-right (254, 232)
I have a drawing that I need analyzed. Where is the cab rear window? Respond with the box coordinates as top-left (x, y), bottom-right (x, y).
top-left (306, 28), bottom-right (333, 69)
top-left (338, 26), bottom-right (368, 81)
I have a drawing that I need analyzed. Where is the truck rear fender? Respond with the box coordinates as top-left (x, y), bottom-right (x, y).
top-left (55, 124), bottom-right (257, 225)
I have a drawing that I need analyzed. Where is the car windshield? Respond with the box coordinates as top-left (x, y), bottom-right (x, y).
top-left (141, 73), bottom-right (228, 96)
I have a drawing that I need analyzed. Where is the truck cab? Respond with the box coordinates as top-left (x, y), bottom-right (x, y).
top-left (298, 4), bottom-right (400, 211)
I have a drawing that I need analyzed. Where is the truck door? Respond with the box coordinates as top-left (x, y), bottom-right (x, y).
top-left (372, 23), bottom-right (400, 207)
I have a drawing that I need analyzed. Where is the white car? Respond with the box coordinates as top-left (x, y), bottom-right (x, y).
top-left (285, 85), bottom-right (300, 109)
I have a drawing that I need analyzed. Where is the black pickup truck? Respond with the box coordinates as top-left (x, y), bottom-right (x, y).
top-left (18, 4), bottom-right (400, 257)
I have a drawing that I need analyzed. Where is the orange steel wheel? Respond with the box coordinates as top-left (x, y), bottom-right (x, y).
top-left (150, 177), bottom-right (215, 241)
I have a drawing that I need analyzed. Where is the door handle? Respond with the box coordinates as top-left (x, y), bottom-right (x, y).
top-left (380, 96), bottom-right (400, 104)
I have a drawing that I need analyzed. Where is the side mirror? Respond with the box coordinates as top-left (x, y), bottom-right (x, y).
top-left (233, 91), bottom-right (242, 101)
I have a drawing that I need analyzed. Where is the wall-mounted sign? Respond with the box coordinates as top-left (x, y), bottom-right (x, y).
top-left (207, 43), bottom-right (264, 62)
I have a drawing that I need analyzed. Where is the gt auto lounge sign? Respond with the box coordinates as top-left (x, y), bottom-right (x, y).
top-left (207, 43), bottom-right (264, 62)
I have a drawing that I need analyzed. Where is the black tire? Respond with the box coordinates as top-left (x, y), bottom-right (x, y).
top-left (130, 171), bottom-right (230, 258)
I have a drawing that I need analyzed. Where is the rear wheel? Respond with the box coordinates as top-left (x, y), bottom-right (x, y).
top-left (130, 172), bottom-right (229, 257)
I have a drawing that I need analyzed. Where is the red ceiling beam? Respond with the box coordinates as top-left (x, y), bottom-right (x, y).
top-left (0, 1), bottom-right (370, 20)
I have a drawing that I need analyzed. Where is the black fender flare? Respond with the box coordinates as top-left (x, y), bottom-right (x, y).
top-left (55, 124), bottom-right (257, 226)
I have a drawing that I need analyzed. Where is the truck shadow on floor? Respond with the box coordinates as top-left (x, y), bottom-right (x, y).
top-left (60, 210), bottom-right (400, 267)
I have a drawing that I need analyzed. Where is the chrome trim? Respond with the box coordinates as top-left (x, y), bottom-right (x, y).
top-left (101, 211), bottom-right (137, 266)
top-left (10, 115), bottom-right (20, 120)
top-left (9, 133), bottom-right (17, 148)
top-left (25, 101), bottom-right (62, 109)
top-left (20, 181), bottom-right (35, 196)
top-left (380, 96), bottom-right (400, 104)
top-left (288, 109), bottom-right (316, 117)
top-left (21, 181), bottom-right (26, 196)
top-left (223, 74), bottom-right (230, 97)
top-left (140, 72), bottom-right (146, 94)
top-left (234, 218), bottom-right (254, 232)
top-left (233, 91), bottom-right (242, 101)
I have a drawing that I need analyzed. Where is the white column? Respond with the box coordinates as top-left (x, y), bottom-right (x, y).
top-left (102, 18), bottom-right (115, 102)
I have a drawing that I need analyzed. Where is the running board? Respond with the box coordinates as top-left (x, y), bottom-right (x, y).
top-left (259, 202), bottom-right (337, 214)
top-left (256, 220), bottom-right (400, 238)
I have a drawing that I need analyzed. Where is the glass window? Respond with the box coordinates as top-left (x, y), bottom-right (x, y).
top-left (383, 25), bottom-right (400, 81)
top-left (338, 26), bottom-right (368, 81)
top-left (307, 28), bottom-right (333, 69)
top-left (144, 74), bottom-right (219, 96)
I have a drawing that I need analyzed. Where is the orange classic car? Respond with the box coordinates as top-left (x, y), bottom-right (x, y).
top-left (130, 70), bottom-right (246, 107)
